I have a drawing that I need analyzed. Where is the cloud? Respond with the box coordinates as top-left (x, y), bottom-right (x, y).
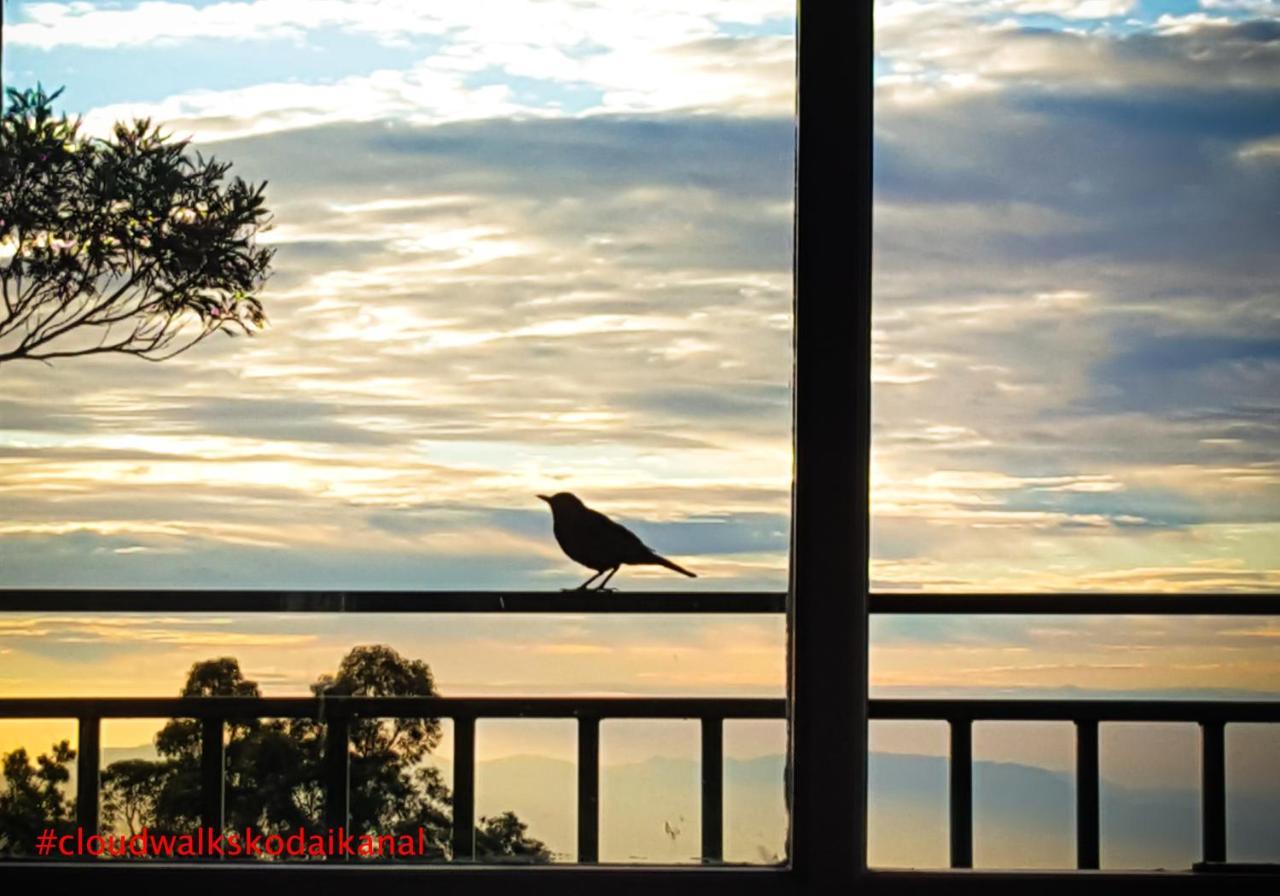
top-left (1236, 134), bottom-right (1280, 160)
top-left (76, 67), bottom-right (529, 142)
top-left (864, 7), bottom-right (1280, 591)
top-left (876, 9), bottom-right (1280, 110)
top-left (1200, 0), bottom-right (1280, 16)
top-left (1010, 0), bottom-right (1136, 16)
top-left (8, 0), bottom-right (791, 52)
top-left (533, 643), bottom-right (611, 655)
top-left (16, 2), bottom-right (794, 143)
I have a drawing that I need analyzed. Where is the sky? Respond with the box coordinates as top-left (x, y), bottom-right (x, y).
top-left (1, 0), bottom-right (1279, 865)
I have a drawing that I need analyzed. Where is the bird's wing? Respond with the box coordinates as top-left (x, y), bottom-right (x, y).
top-left (584, 508), bottom-right (657, 562)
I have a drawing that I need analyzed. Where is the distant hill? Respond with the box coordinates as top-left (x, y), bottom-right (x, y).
top-left (468, 752), bottom-right (786, 863)
top-left (71, 747), bottom-right (1276, 867)
top-left (868, 753), bottom-right (1279, 869)
top-left (103, 744), bottom-right (159, 765)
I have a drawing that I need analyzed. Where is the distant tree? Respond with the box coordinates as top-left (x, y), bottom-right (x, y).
top-left (156, 657), bottom-right (280, 834)
top-left (476, 811), bottom-right (550, 863)
top-left (93, 648), bottom-right (551, 863)
top-left (0, 85), bottom-right (273, 366)
top-left (100, 758), bottom-right (162, 837)
top-left (306, 645), bottom-right (449, 850)
top-left (0, 741), bottom-right (77, 856)
top-left (299, 645), bottom-right (547, 861)
top-left (101, 657), bottom-right (269, 839)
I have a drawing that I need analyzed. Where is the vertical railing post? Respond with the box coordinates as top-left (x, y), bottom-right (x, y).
top-left (577, 716), bottom-right (600, 863)
top-left (1201, 719), bottom-right (1226, 863)
top-left (323, 704), bottom-right (350, 861)
top-left (1075, 719), bottom-right (1100, 869)
top-left (452, 714), bottom-right (476, 862)
top-left (701, 716), bottom-right (724, 864)
top-left (75, 716), bottom-right (100, 837)
top-left (949, 717), bottom-right (973, 869)
top-left (200, 717), bottom-right (225, 840)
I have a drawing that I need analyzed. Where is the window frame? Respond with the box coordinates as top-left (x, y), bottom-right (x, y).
top-left (8, 3), bottom-right (1268, 893)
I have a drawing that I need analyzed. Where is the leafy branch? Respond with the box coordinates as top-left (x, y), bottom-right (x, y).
top-left (0, 85), bottom-right (274, 366)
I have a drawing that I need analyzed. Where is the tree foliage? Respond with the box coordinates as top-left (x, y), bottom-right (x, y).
top-left (0, 647), bottom-right (550, 862)
top-left (0, 741), bottom-right (77, 856)
top-left (310, 645), bottom-right (451, 845)
top-left (0, 85), bottom-right (273, 366)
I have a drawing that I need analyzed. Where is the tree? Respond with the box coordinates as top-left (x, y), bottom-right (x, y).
top-left (477, 811), bottom-right (550, 863)
top-left (100, 759), bottom-right (162, 838)
top-left (0, 741), bottom-right (77, 856)
top-left (99, 658), bottom-right (266, 839)
top-left (308, 645), bottom-right (450, 851)
top-left (0, 86), bottom-right (273, 366)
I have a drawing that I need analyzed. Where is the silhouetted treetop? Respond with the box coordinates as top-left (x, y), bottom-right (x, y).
top-left (0, 741), bottom-right (77, 856)
top-left (0, 85), bottom-right (273, 366)
top-left (313, 644), bottom-right (443, 761)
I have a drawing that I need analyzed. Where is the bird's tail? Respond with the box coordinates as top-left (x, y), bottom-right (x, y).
top-left (651, 553), bottom-right (696, 578)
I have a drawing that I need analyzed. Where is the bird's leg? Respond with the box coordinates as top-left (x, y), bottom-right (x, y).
top-left (574, 569), bottom-right (606, 591)
top-left (594, 566), bottom-right (620, 591)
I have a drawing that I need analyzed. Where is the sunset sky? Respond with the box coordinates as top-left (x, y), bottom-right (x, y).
top-left (1, 1), bottom-right (1278, 846)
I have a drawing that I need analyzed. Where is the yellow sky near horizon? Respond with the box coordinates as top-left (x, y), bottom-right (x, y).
top-left (1, 608), bottom-right (1277, 771)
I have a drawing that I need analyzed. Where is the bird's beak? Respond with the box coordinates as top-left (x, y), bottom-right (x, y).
top-left (537, 494), bottom-right (551, 503)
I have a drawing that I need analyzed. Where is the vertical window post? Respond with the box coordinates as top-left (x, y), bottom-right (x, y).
top-left (788, 1), bottom-right (873, 886)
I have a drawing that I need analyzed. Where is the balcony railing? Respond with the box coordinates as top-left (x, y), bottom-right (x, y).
top-left (1, 590), bottom-right (1278, 870)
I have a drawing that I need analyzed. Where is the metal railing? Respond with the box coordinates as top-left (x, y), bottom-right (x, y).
top-left (0, 694), bottom-right (785, 864)
top-left (870, 698), bottom-right (1279, 870)
top-left (1, 589), bottom-right (1278, 869)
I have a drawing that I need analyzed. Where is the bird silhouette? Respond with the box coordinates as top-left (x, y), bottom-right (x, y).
top-left (538, 492), bottom-right (696, 590)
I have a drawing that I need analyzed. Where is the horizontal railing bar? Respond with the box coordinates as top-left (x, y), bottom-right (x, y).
top-left (3, 696), bottom-right (1276, 723)
top-left (869, 699), bottom-right (1280, 723)
top-left (3, 589), bottom-right (1279, 615)
top-left (0, 696), bottom-right (788, 719)
top-left (0, 590), bottom-right (784, 613)
top-left (4, 863), bottom-right (1279, 890)
top-left (870, 593), bottom-right (1280, 615)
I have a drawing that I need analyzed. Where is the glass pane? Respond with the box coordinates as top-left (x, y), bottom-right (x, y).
top-left (1227, 723), bottom-right (1280, 863)
top-left (868, 720), bottom-right (948, 868)
top-left (873, 1), bottom-right (1280, 594)
top-left (972, 722), bottom-right (1074, 869)
top-left (871, 0), bottom-right (1280, 871)
top-left (476, 720), bottom-right (576, 862)
top-left (723, 719), bottom-right (786, 864)
top-left (1099, 723), bottom-right (1199, 869)
top-left (0, 0), bottom-right (795, 865)
top-left (599, 720), bottom-right (700, 864)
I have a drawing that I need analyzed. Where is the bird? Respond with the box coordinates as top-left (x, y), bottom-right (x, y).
top-left (537, 492), bottom-right (696, 591)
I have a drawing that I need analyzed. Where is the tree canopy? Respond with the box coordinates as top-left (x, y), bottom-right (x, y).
top-left (0, 741), bottom-right (77, 856)
top-left (0, 85), bottom-right (273, 366)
